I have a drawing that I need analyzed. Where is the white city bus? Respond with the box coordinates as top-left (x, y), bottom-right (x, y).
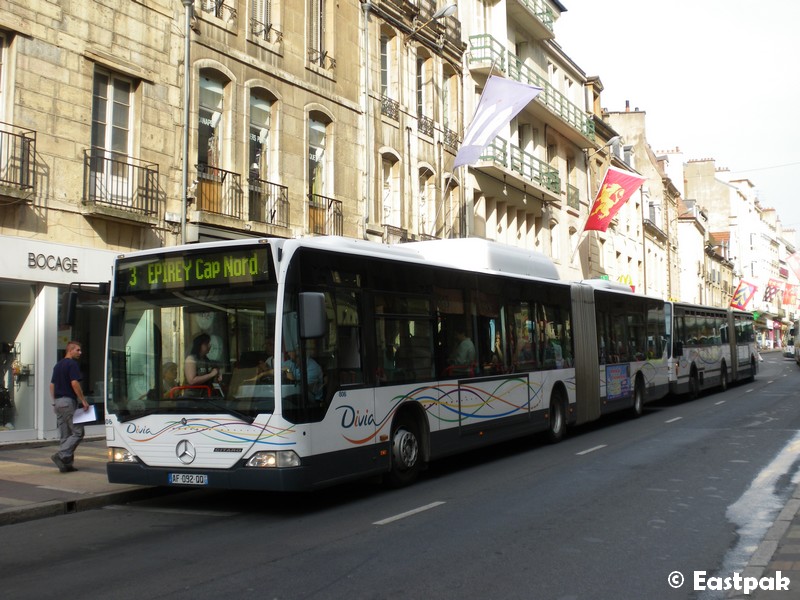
top-left (103, 237), bottom-right (716, 491)
top-left (667, 302), bottom-right (757, 397)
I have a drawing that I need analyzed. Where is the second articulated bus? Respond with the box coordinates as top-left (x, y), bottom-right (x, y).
top-left (104, 237), bottom-right (754, 491)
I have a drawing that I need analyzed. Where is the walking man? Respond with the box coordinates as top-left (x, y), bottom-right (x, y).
top-left (50, 340), bottom-right (89, 472)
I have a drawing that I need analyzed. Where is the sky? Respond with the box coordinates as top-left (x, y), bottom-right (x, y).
top-left (553, 0), bottom-right (800, 230)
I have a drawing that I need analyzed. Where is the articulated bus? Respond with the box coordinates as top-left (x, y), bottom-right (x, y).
top-left (667, 302), bottom-right (758, 397)
top-left (104, 237), bottom-right (749, 491)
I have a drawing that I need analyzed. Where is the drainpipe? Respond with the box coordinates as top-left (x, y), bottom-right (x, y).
top-left (181, 0), bottom-right (193, 245)
top-left (362, 2), bottom-right (373, 239)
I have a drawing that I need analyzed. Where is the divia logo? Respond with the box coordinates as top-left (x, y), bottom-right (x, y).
top-left (336, 405), bottom-right (377, 429)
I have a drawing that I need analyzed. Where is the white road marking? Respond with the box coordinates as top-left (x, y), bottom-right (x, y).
top-left (576, 444), bottom-right (607, 456)
top-left (373, 501), bottom-right (446, 525)
top-left (665, 417), bottom-right (683, 424)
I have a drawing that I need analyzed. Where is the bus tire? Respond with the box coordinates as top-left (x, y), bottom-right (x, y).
top-left (388, 415), bottom-right (422, 487)
top-left (547, 392), bottom-right (566, 443)
top-left (631, 378), bottom-right (644, 418)
top-left (719, 363), bottom-right (728, 392)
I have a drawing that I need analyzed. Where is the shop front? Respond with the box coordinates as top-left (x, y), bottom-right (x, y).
top-left (0, 235), bottom-right (116, 443)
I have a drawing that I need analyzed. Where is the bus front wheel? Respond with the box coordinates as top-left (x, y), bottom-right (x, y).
top-left (388, 416), bottom-right (422, 487)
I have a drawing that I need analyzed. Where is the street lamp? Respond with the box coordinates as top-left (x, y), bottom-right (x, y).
top-left (403, 4), bottom-right (458, 43)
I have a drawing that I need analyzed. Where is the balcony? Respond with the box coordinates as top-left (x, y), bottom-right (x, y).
top-left (381, 95), bottom-right (400, 121)
top-left (308, 194), bottom-right (343, 236)
top-left (382, 224), bottom-right (408, 244)
top-left (469, 35), bottom-right (595, 145)
top-left (508, 0), bottom-right (556, 40)
top-left (0, 122), bottom-right (36, 201)
top-left (83, 149), bottom-right (159, 221)
top-left (443, 126), bottom-right (459, 152)
top-left (473, 137), bottom-right (561, 204)
top-left (418, 113), bottom-right (435, 137)
top-left (467, 34), bottom-right (506, 74)
top-left (195, 164), bottom-right (243, 219)
top-left (248, 176), bottom-right (289, 228)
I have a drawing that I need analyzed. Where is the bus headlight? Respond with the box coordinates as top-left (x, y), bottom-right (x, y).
top-left (107, 446), bottom-right (138, 463)
top-left (246, 451), bottom-right (301, 468)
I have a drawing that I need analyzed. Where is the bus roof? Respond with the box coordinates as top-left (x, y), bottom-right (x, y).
top-left (115, 236), bottom-right (560, 282)
top-left (402, 238), bottom-right (559, 280)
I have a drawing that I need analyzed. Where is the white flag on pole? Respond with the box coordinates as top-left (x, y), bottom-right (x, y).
top-left (453, 76), bottom-right (543, 169)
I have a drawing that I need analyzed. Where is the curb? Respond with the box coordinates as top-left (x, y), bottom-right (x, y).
top-left (0, 486), bottom-right (177, 527)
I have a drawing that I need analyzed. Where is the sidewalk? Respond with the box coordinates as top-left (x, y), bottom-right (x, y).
top-left (0, 437), bottom-right (166, 526)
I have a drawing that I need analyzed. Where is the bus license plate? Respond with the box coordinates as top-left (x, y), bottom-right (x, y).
top-left (169, 473), bottom-right (208, 486)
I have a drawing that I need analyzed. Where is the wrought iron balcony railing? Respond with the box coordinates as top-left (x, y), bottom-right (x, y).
top-left (308, 48), bottom-right (336, 71)
top-left (381, 95), bottom-right (400, 120)
top-left (195, 164), bottom-right (243, 219)
top-left (202, 0), bottom-right (237, 21)
top-left (250, 18), bottom-right (283, 44)
top-left (83, 149), bottom-right (158, 216)
top-left (248, 176), bottom-right (288, 227)
top-left (0, 122), bottom-right (36, 193)
top-left (443, 125), bottom-right (459, 152)
top-left (308, 193), bottom-right (342, 236)
top-left (418, 113), bottom-right (435, 137)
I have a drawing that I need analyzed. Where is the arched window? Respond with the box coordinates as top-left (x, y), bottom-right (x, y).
top-left (418, 167), bottom-right (435, 234)
top-left (197, 71), bottom-right (225, 169)
top-left (248, 90), bottom-right (274, 182)
top-left (381, 154), bottom-right (401, 227)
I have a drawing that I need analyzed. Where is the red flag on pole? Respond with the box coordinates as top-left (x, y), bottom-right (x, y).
top-left (730, 280), bottom-right (757, 310)
top-left (583, 167), bottom-right (647, 233)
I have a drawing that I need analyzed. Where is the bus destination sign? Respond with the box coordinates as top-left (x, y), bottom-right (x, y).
top-left (116, 247), bottom-right (272, 293)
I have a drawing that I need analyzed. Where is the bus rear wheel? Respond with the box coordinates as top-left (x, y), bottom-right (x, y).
top-left (548, 394), bottom-right (566, 443)
top-left (388, 416), bottom-right (422, 487)
top-left (631, 380), bottom-right (644, 418)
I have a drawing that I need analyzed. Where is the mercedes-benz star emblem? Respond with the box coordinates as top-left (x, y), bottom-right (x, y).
top-left (176, 440), bottom-right (196, 465)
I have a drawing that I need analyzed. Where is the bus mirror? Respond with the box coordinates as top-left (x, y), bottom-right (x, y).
top-left (299, 292), bottom-right (326, 339)
top-left (61, 290), bottom-right (79, 326)
top-left (674, 341), bottom-right (683, 357)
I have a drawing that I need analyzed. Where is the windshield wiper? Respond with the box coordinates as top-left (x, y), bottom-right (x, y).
top-left (170, 395), bottom-right (256, 424)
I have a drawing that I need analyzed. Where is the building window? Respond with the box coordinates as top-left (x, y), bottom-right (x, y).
top-left (89, 70), bottom-right (134, 206)
top-left (248, 91), bottom-right (272, 181)
top-left (418, 167), bottom-right (435, 234)
top-left (198, 73), bottom-right (224, 169)
top-left (382, 156), bottom-right (400, 227)
top-left (308, 0), bottom-right (334, 69)
top-left (308, 114), bottom-right (328, 197)
top-left (91, 71), bottom-right (132, 157)
top-left (251, 0), bottom-right (282, 43)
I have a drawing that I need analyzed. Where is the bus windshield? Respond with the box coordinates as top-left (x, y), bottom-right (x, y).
top-left (107, 245), bottom-right (278, 422)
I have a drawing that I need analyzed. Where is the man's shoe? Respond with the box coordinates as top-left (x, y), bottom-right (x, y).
top-left (51, 453), bottom-right (66, 471)
top-left (62, 464), bottom-right (78, 473)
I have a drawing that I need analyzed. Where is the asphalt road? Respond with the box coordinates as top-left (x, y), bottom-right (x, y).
top-left (2, 355), bottom-right (799, 600)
